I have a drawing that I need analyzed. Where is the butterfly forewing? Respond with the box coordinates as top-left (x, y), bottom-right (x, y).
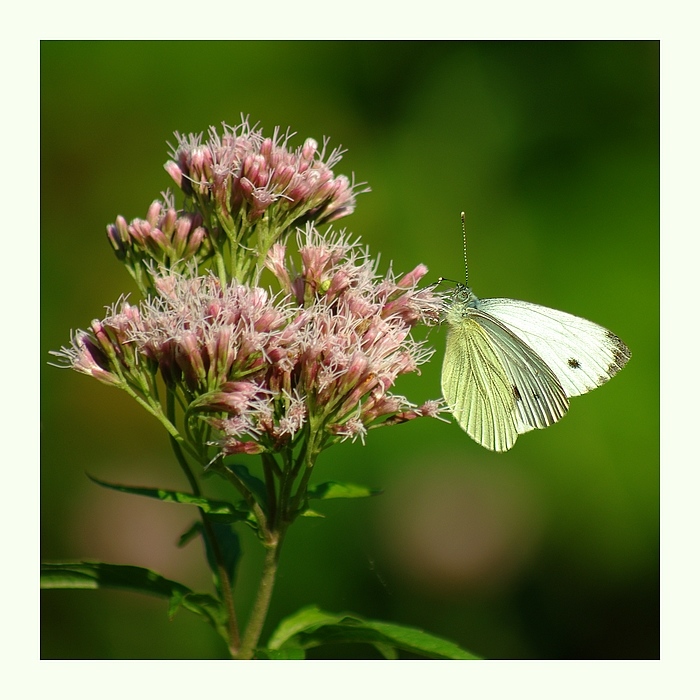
top-left (477, 299), bottom-right (631, 397)
top-left (441, 317), bottom-right (518, 451)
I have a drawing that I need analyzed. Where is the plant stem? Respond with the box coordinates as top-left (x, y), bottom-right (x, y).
top-left (234, 433), bottom-right (321, 659)
top-left (235, 533), bottom-right (283, 660)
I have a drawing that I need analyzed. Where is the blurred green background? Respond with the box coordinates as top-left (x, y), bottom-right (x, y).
top-left (40, 40), bottom-right (658, 660)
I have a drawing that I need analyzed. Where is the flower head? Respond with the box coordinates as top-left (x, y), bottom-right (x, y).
top-left (162, 118), bottom-right (369, 285)
top-left (57, 224), bottom-right (441, 459)
top-left (56, 117), bottom-right (443, 480)
top-left (166, 120), bottom-right (363, 226)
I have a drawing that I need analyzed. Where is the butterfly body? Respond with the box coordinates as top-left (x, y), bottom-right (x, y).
top-left (441, 282), bottom-right (630, 452)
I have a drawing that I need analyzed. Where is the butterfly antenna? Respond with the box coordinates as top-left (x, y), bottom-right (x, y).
top-left (460, 211), bottom-right (469, 287)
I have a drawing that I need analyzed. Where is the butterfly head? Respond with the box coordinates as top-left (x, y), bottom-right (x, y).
top-left (435, 279), bottom-right (479, 323)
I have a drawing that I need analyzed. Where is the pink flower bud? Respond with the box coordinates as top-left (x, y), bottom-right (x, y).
top-left (234, 441), bottom-right (265, 455)
top-left (242, 154), bottom-right (268, 188)
top-left (172, 216), bottom-right (192, 255)
top-left (397, 264), bottom-right (428, 288)
top-left (164, 160), bottom-right (184, 189)
top-left (273, 163), bottom-right (295, 190)
top-left (76, 335), bottom-right (122, 386)
top-left (128, 220), bottom-right (149, 246)
top-left (190, 148), bottom-right (208, 174)
top-left (238, 176), bottom-right (254, 197)
top-left (302, 137), bottom-right (318, 161)
top-left (285, 173), bottom-right (311, 203)
top-left (184, 226), bottom-right (207, 259)
top-left (145, 226), bottom-right (169, 257)
top-left (341, 351), bottom-right (370, 389)
top-left (266, 244), bottom-right (291, 290)
top-left (259, 137), bottom-right (273, 158)
top-left (324, 269), bottom-right (350, 299)
top-left (206, 380), bottom-right (258, 413)
top-left (146, 201), bottom-right (162, 227)
top-left (106, 218), bottom-right (129, 258)
top-left (160, 207), bottom-right (178, 236)
top-left (175, 331), bottom-right (206, 389)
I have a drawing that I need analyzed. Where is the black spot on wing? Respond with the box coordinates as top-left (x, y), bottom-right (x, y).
top-left (567, 358), bottom-right (581, 369)
top-left (512, 384), bottom-right (522, 401)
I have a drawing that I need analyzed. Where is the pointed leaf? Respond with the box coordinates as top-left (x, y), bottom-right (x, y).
top-left (200, 521), bottom-right (241, 595)
top-left (307, 481), bottom-right (382, 500)
top-left (178, 521), bottom-right (202, 548)
top-left (267, 605), bottom-right (344, 648)
top-left (346, 618), bottom-right (480, 660)
top-left (267, 605), bottom-right (480, 660)
top-left (40, 561), bottom-right (226, 636)
top-left (221, 462), bottom-right (269, 506)
top-left (87, 474), bottom-right (250, 523)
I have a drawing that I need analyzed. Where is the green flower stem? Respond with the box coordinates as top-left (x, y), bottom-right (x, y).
top-left (212, 462), bottom-right (269, 534)
top-left (277, 446), bottom-right (302, 524)
top-left (261, 452), bottom-right (279, 528)
top-left (235, 434), bottom-right (321, 659)
top-left (288, 426), bottom-right (324, 518)
top-left (214, 248), bottom-right (228, 286)
top-left (236, 533), bottom-right (283, 660)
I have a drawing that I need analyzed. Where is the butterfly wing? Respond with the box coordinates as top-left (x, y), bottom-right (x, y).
top-left (441, 316), bottom-right (519, 451)
top-left (478, 298), bottom-right (631, 397)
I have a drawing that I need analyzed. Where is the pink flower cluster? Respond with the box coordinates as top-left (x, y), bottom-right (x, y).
top-left (54, 225), bottom-right (443, 456)
top-left (211, 226), bottom-right (444, 452)
top-left (106, 197), bottom-right (212, 287)
top-left (164, 118), bottom-right (365, 229)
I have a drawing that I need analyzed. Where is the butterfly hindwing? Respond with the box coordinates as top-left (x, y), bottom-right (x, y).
top-left (441, 317), bottom-right (519, 451)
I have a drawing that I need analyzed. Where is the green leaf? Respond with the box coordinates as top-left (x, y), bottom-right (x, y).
top-left (267, 605), bottom-right (480, 660)
top-left (40, 561), bottom-right (227, 637)
top-left (200, 520), bottom-right (241, 595)
top-left (176, 520), bottom-right (242, 596)
top-left (306, 481), bottom-right (382, 500)
top-left (87, 474), bottom-right (250, 523)
top-left (267, 605), bottom-right (340, 648)
top-left (220, 461), bottom-right (269, 507)
top-left (178, 521), bottom-right (202, 548)
top-left (372, 642), bottom-right (399, 660)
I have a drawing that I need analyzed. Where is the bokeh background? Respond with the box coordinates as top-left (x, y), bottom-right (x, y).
top-left (40, 40), bottom-right (659, 660)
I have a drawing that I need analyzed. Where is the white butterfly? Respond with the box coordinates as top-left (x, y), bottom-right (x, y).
top-left (440, 215), bottom-right (630, 452)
